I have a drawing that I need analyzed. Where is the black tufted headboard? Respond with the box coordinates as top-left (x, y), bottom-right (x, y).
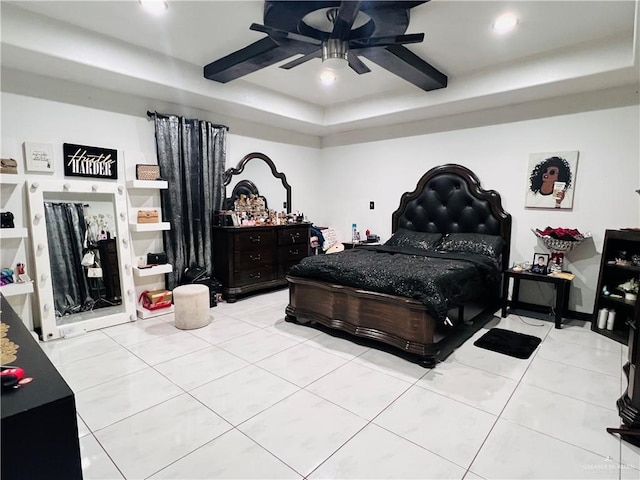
top-left (392, 164), bottom-right (512, 271)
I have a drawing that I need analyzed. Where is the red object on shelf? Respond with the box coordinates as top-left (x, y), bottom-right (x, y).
top-left (138, 290), bottom-right (172, 311)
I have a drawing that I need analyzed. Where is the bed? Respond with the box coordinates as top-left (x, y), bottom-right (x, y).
top-left (285, 164), bottom-right (512, 367)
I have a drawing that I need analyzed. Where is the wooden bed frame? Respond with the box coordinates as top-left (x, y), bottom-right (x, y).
top-left (285, 164), bottom-right (512, 367)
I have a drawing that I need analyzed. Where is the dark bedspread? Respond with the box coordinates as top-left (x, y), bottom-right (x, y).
top-left (287, 245), bottom-right (501, 323)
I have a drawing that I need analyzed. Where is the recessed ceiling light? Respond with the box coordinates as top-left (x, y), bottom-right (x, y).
top-left (492, 13), bottom-right (518, 34)
top-left (320, 69), bottom-right (337, 86)
top-left (139, 0), bottom-right (168, 15)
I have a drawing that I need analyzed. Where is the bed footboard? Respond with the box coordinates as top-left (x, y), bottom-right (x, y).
top-left (286, 275), bottom-right (437, 363)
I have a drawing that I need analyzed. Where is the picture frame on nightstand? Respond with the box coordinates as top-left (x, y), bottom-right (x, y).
top-left (531, 252), bottom-right (549, 274)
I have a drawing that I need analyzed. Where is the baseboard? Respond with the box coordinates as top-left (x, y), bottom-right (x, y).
top-left (508, 301), bottom-right (592, 322)
top-left (567, 309), bottom-right (592, 321)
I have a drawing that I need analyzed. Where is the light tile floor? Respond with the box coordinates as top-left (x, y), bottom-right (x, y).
top-left (38, 288), bottom-right (640, 479)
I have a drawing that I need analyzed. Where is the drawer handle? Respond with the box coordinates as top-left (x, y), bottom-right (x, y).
top-left (290, 233), bottom-right (300, 241)
top-left (289, 249), bottom-right (299, 256)
top-left (250, 254), bottom-right (261, 261)
top-left (249, 272), bottom-right (262, 280)
top-left (250, 235), bottom-right (261, 243)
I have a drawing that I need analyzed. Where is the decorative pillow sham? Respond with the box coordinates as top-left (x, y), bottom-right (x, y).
top-left (438, 233), bottom-right (505, 258)
top-left (384, 228), bottom-right (442, 251)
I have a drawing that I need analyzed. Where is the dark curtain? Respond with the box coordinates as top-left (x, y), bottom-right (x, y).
top-left (152, 113), bottom-right (227, 289)
top-left (44, 202), bottom-right (92, 316)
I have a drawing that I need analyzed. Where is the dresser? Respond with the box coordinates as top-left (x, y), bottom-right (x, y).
top-left (212, 223), bottom-right (310, 302)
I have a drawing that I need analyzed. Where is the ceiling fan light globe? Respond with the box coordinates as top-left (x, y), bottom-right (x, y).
top-left (323, 57), bottom-right (348, 70)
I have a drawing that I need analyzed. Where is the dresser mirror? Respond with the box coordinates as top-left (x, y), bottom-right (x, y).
top-left (224, 152), bottom-right (292, 214)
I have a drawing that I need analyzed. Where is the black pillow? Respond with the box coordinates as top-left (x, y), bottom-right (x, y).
top-left (384, 229), bottom-right (442, 251)
top-left (439, 233), bottom-right (505, 258)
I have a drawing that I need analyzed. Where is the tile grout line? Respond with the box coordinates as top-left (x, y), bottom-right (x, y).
top-left (458, 313), bottom-right (554, 475)
top-left (77, 297), bottom-right (633, 479)
top-left (87, 431), bottom-right (128, 480)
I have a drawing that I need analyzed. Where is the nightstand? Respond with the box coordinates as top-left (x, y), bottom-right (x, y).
top-left (501, 268), bottom-right (572, 329)
top-left (342, 242), bottom-right (381, 250)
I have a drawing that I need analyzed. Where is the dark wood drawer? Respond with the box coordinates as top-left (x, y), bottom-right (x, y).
top-left (235, 266), bottom-right (275, 286)
top-left (278, 245), bottom-right (308, 279)
top-left (234, 229), bottom-right (275, 250)
top-left (278, 226), bottom-right (308, 246)
top-left (278, 244), bottom-right (307, 263)
top-left (234, 248), bottom-right (275, 270)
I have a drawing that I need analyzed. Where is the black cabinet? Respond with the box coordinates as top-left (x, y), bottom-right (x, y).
top-left (591, 229), bottom-right (640, 344)
top-left (1, 295), bottom-right (82, 480)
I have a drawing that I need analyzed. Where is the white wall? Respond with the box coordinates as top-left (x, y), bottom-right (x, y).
top-left (319, 105), bottom-right (640, 314)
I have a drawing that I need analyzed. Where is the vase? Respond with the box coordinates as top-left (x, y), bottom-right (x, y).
top-left (625, 292), bottom-right (638, 303)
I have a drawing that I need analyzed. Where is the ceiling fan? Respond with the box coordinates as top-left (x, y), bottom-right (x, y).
top-left (203, 1), bottom-right (447, 92)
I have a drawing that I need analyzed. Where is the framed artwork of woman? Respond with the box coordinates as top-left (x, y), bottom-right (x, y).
top-left (525, 151), bottom-right (579, 209)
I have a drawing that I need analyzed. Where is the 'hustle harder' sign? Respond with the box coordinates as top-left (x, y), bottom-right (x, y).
top-left (63, 143), bottom-right (118, 179)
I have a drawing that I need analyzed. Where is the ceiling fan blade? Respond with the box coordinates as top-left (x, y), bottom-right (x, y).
top-left (350, 33), bottom-right (424, 49)
top-left (359, 44), bottom-right (447, 91)
top-left (204, 37), bottom-right (317, 83)
top-left (250, 23), bottom-right (321, 46)
top-left (330, 1), bottom-right (362, 40)
top-left (280, 50), bottom-right (322, 70)
top-left (347, 52), bottom-right (371, 75)
top-left (372, 1), bottom-right (429, 10)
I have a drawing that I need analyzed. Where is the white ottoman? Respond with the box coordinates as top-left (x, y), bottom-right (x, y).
top-left (173, 284), bottom-right (211, 330)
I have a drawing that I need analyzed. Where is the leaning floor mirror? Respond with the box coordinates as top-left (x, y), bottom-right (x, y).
top-left (27, 179), bottom-right (136, 341)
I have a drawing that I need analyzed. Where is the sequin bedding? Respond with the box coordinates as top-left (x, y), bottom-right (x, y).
top-left (288, 245), bottom-right (501, 324)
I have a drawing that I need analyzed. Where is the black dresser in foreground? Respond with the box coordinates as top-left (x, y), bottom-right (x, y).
top-left (1, 295), bottom-right (82, 480)
top-left (212, 223), bottom-right (310, 302)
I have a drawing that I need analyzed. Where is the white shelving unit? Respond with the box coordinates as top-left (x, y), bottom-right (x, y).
top-left (126, 169), bottom-right (173, 320)
top-left (0, 176), bottom-right (34, 330)
top-left (136, 304), bottom-right (174, 320)
top-left (132, 264), bottom-right (173, 277)
top-left (0, 227), bottom-right (28, 239)
top-left (126, 179), bottom-right (168, 190)
top-left (129, 222), bottom-right (171, 232)
top-left (0, 282), bottom-right (34, 297)
top-left (0, 175), bottom-right (24, 185)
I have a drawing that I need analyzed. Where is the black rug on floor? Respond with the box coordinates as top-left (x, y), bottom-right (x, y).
top-left (473, 328), bottom-right (542, 359)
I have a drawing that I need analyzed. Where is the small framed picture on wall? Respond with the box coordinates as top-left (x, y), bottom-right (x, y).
top-left (531, 253), bottom-right (549, 274)
top-left (24, 142), bottom-right (54, 173)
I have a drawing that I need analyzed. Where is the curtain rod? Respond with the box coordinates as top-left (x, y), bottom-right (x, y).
top-left (146, 111), bottom-right (229, 131)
